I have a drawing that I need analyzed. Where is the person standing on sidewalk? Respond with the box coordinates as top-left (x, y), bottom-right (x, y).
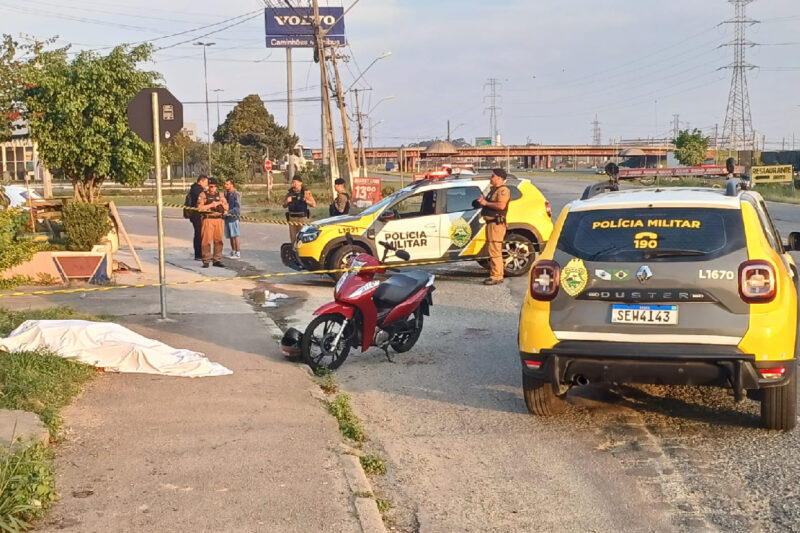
top-left (224, 178), bottom-right (242, 259)
top-left (477, 168), bottom-right (510, 285)
top-left (197, 177), bottom-right (228, 268)
top-left (329, 178), bottom-right (351, 216)
top-left (283, 175), bottom-right (316, 243)
top-left (185, 175), bottom-right (208, 261)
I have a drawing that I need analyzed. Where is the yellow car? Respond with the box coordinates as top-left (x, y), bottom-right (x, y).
top-left (519, 180), bottom-right (800, 430)
top-left (286, 175), bottom-right (553, 278)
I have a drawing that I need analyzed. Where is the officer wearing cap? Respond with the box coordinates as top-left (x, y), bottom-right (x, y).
top-left (477, 168), bottom-right (510, 285)
top-left (197, 177), bottom-right (229, 268)
top-left (283, 175), bottom-right (316, 243)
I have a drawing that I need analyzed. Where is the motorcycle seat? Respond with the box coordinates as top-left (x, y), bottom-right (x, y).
top-left (373, 271), bottom-right (429, 308)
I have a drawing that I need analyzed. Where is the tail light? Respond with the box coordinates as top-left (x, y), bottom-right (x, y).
top-left (759, 367), bottom-right (786, 380)
top-left (738, 260), bottom-right (776, 303)
top-left (545, 201), bottom-right (552, 219)
top-left (530, 260), bottom-right (560, 301)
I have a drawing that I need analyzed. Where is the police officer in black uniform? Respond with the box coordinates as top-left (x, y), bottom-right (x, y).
top-left (283, 175), bottom-right (316, 243)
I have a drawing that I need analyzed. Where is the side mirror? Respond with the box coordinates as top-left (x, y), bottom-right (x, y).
top-left (396, 249), bottom-right (411, 261)
top-left (787, 232), bottom-right (800, 251)
top-left (378, 210), bottom-right (394, 222)
top-left (344, 232), bottom-right (354, 245)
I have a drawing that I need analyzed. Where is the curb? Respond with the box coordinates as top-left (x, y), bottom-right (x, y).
top-left (340, 453), bottom-right (387, 533)
top-left (262, 315), bottom-right (387, 533)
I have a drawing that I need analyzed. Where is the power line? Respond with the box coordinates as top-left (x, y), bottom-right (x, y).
top-left (483, 78), bottom-right (502, 143)
top-left (720, 0), bottom-right (758, 150)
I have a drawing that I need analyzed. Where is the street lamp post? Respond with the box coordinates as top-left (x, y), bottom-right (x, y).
top-left (346, 52), bottom-right (392, 93)
top-left (194, 41), bottom-right (215, 173)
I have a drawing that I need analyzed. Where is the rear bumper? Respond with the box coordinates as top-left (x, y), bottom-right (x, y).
top-left (520, 341), bottom-right (795, 394)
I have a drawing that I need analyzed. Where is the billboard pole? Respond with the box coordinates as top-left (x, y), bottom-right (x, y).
top-left (286, 48), bottom-right (294, 181)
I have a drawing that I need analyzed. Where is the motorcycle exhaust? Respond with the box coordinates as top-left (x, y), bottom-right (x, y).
top-left (575, 375), bottom-right (590, 386)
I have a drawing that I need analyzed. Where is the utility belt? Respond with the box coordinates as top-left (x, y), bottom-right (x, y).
top-left (484, 215), bottom-right (507, 225)
top-left (287, 211), bottom-right (309, 219)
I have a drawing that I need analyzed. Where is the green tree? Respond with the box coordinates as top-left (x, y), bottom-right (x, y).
top-left (213, 94), bottom-right (297, 168)
top-left (21, 45), bottom-right (160, 202)
top-left (674, 129), bottom-right (709, 167)
top-left (162, 131), bottom-right (197, 178)
top-left (0, 35), bottom-right (21, 142)
top-left (210, 143), bottom-right (248, 184)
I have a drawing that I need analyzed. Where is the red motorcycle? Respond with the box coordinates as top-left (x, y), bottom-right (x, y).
top-left (298, 237), bottom-right (435, 371)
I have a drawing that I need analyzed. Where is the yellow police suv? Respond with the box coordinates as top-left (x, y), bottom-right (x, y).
top-left (519, 178), bottom-right (800, 430)
top-left (285, 174), bottom-right (553, 279)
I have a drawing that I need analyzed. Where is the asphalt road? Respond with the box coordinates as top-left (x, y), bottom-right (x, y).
top-left (119, 176), bottom-right (800, 532)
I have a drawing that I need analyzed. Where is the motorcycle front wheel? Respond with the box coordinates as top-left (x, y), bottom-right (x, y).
top-left (301, 313), bottom-right (353, 371)
top-left (389, 308), bottom-right (424, 353)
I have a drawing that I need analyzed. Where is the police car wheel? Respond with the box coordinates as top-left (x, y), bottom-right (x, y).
top-left (523, 374), bottom-right (567, 416)
top-left (503, 233), bottom-right (536, 277)
top-left (761, 371), bottom-right (797, 430)
top-left (328, 245), bottom-right (366, 280)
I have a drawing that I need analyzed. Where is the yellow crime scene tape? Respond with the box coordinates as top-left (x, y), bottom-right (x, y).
top-left (156, 201), bottom-right (538, 245)
top-left (0, 256), bottom-right (494, 299)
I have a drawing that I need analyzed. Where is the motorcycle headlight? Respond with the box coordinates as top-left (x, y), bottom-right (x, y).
top-left (299, 227), bottom-right (321, 243)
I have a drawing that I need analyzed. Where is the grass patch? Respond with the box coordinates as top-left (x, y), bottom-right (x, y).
top-left (0, 443), bottom-right (56, 532)
top-left (375, 497), bottom-right (392, 515)
top-left (359, 454), bottom-right (386, 476)
top-left (0, 350), bottom-right (96, 435)
top-left (325, 394), bottom-right (365, 442)
top-left (314, 367), bottom-right (339, 395)
top-left (0, 307), bottom-right (101, 337)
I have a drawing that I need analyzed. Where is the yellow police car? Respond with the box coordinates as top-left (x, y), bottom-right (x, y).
top-left (519, 179), bottom-right (800, 430)
top-left (287, 174), bottom-right (553, 278)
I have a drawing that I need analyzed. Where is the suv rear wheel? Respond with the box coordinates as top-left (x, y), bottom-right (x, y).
top-left (761, 371), bottom-right (797, 430)
top-left (476, 233), bottom-right (537, 277)
top-left (523, 374), bottom-right (567, 416)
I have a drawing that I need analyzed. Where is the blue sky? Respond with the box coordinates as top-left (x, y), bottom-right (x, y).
top-left (4, 0), bottom-right (800, 148)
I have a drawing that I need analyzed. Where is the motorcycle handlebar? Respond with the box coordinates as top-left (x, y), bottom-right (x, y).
top-left (378, 240), bottom-right (396, 251)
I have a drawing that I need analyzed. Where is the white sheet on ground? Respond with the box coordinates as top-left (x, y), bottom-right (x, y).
top-left (0, 320), bottom-right (233, 377)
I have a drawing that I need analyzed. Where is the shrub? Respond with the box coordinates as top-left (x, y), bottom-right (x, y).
top-left (0, 209), bottom-right (37, 272)
top-left (61, 202), bottom-right (111, 251)
top-left (0, 443), bottom-right (56, 532)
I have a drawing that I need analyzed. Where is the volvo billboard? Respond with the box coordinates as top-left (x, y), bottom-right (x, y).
top-left (264, 7), bottom-right (346, 48)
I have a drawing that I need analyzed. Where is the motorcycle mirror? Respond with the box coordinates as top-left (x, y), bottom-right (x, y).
top-left (396, 249), bottom-right (411, 261)
top-left (345, 232), bottom-right (354, 245)
top-left (605, 162), bottom-right (619, 178)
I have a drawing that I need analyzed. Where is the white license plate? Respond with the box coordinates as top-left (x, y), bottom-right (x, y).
top-left (611, 304), bottom-right (678, 325)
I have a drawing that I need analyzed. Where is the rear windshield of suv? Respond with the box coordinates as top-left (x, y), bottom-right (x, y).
top-left (558, 207), bottom-right (746, 262)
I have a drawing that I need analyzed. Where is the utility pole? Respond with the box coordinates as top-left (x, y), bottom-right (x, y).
top-left (721, 0), bottom-right (758, 151)
top-left (312, 0), bottom-right (339, 196)
top-left (194, 41), bottom-right (215, 173)
top-left (213, 88), bottom-right (224, 130)
top-left (330, 46), bottom-right (358, 190)
top-left (286, 48), bottom-right (294, 181)
top-left (354, 88), bottom-right (366, 177)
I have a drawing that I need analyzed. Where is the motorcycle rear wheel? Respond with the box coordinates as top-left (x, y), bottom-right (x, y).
top-left (389, 308), bottom-right (424, 353)
top-left (301, 313), bottom-right (352, 371)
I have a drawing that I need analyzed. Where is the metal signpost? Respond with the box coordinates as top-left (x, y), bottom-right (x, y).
top-left (127, 88), bottom-right (184, 319)
top-left (264, 159), bottom-right (273, 201)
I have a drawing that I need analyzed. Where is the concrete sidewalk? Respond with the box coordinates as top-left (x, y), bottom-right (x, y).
top-left (0, 222), bottom-right (364, 532)
top-left (39, 309), bottom-right (359, 532)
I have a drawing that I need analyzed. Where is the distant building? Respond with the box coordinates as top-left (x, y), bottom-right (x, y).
top-left (181, 123), bottom-right (198, 141)
top-left (1, 129), bottom-right (51, 183)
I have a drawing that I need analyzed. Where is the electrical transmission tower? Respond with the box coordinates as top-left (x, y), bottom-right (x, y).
top-left (672, 114), bottom-right (681, 140)
top-left (483, 78), bottom-right (502, 144)
top-left (720, 0), bottom-right (758, 151)
top-left (591, 115), bottom-right (602, 145)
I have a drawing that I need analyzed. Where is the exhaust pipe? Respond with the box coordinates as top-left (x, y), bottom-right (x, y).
top-left (575, 375), bottom-right (590, 386)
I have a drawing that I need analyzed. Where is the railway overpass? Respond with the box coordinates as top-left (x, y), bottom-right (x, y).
top-left (311, 144), bottom-right (672, 170)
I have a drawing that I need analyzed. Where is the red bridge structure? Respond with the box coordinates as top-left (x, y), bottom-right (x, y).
top-left (311, 144), bottom-right (672, 171)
